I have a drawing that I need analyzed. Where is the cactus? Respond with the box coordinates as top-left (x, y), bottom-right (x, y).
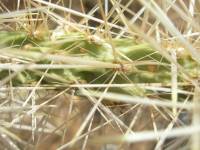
top-left (0, 0), bottom-right (199, 150)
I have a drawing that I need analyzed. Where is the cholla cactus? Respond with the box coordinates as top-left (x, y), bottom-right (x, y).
top-left (0, 0), bottom-right (200, 150)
